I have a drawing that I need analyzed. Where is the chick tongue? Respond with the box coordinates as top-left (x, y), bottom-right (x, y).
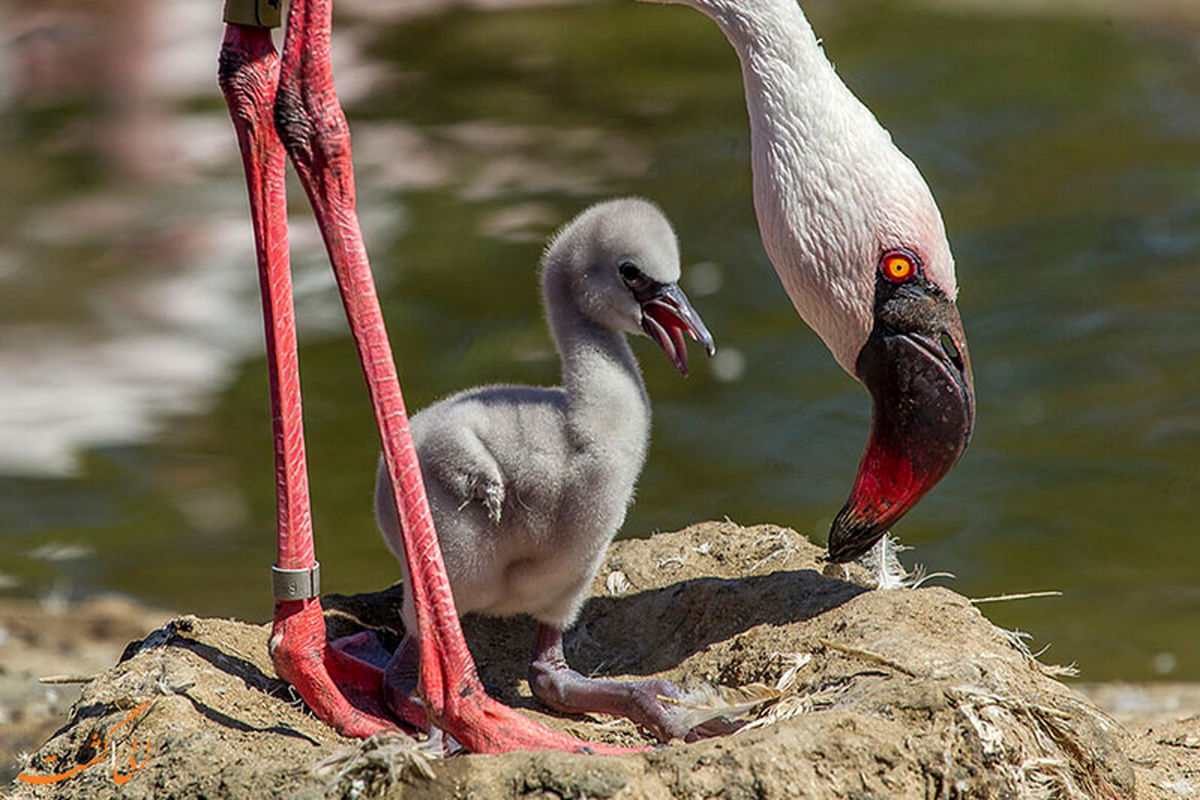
top-left (642, 300), bottom-right (692, 375)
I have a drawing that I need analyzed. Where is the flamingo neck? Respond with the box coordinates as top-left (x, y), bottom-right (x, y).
top-left (678, 0), bottom-right (894, 374)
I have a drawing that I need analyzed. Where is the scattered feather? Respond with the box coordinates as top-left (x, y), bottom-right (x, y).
top-left (957, 693), bottom-right (1006, 757)
top-left (1002, 627), bottom-right (1036, 657)
top-left (1011, 757), bottom-right (1091, 800)
top-left (605, 570), bottom-right (632, 596)
top-left (313, 730), bottom-right (436, 796)
top-left (654, 554), bottom-right (686, 571)
top-left (739, 694), bottom-right (811, 732)
top-left (998, 627), bottom-right (1079, 677)
top-left (858, 534), bottom-right (910, 589)
top-left (971, 591), bottom-right (1063, 604)
top-left (909, 566), bottom-right (957, 588)
top-left (748, 531), bottom-right (796, 573)
top-left (1040, 662), bottom-right (1080, 678)
top-left (661, 652), bottom-right (815, 732)
top-left (740, 678), bottom-right (850, 733)
top-left (950, 683), bottom-right (1091, 797)
top-left (857, 534), bottom-right (956, 590)
top-left (661, 682), bottom-right (785, 732)
top-left (775, 652), bottom-right (812, 693)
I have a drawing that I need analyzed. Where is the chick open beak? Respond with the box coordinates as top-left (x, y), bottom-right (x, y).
top-left (639, 283), bottom-right (716, 376)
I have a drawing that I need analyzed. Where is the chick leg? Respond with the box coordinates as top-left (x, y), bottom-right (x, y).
top-left (529, 624), bottom-right (739, 743)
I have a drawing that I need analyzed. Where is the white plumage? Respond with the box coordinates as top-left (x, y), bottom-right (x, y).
top-left (651, 0), bottom-right (957, 373)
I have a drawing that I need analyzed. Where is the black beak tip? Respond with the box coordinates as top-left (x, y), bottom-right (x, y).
top-left (826, 507), bottom-right (884, 564)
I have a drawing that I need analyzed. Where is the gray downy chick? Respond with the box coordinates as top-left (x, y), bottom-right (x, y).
top-left (375, 198), bottom-right (718, 742)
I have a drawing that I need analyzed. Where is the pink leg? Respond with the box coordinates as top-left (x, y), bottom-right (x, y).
top-left (219, 22), bottom-right (398, 739)
top-left (270, 0), bottom-right (633, 755)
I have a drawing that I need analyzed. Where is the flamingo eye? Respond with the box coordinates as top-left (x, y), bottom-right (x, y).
top-left (880, 249), bottom-right (919, 283)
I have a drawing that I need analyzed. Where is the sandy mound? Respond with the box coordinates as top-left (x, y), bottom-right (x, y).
top-left (7, 522), bottom-right (1197, 799)
top-left (0, 596), bottom-right (173, 784)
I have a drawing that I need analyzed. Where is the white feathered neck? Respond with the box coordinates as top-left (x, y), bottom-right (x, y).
top-left (655, 0), bottom-right (956, 374)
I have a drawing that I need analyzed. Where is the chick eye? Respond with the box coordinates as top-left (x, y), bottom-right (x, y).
top-left (619, 262), bottom-right (646, 286)
top-left (880, 248), bottom-right (920, 283)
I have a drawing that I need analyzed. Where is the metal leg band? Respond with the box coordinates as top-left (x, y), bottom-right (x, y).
top-left (272, 562), bottom-right (321, 600)
top-left (224, 0), bottom-right (282, 28)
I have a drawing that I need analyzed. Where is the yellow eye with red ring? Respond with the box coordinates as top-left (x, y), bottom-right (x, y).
top-left (880, 248), bottom-right (920, 283)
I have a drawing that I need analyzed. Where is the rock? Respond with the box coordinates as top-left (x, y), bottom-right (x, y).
top-left (0, 595), bottom-right (172, 785)
top-left (7, 522), bottom-right (1195, 798)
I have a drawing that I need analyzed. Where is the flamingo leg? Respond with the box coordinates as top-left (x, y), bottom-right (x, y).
top-left (219, 21), bottom-right (400, 739)
top-left (220, 0), bottom-right (633, 754)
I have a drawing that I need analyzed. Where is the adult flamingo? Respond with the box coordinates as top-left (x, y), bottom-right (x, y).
top-left (218, 0), bottom-right (627, 754)
top-left (653, 0), bottom-right (976, 563)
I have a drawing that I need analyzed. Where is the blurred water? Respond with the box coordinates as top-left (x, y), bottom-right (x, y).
top-left (0, 0), bottom-right (1196, 682)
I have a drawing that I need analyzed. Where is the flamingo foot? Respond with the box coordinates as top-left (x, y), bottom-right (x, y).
top-left (528, 624), bottom-right (739, 743)
top-left (270, 599), bottom-right (396, 739)
top-left (271, 602), bottom-right (643, 752)
top-left (530, 665), bottom-right (741, 744)
top-left (274, 603), bottom-right (643, 752)
top-left (330, 630), bottom-right (393, 670)
top-left (438, 689), bottom-right (642, 756)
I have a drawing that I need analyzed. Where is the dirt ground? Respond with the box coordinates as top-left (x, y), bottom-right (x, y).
top-left (3, 522), bottom-right (1198, 799)
top-left (0, 596), bottom-right (173, 784)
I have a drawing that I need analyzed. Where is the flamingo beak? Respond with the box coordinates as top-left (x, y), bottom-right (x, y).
top-left (639, 283), bottom-right (717, 376)
top-left (827, 286), bottom-right (975, 563)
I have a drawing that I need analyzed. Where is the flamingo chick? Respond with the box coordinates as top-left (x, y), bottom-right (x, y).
top-left (651, 0), bottom-right (976, 564)
top-left (375, 198), bottom-right (718, 742)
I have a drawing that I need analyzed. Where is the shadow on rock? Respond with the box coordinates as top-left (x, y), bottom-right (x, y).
top-left (574, 569), bottom-right (866, 675)
top-left (320, 566), bottom-right (865, 701)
